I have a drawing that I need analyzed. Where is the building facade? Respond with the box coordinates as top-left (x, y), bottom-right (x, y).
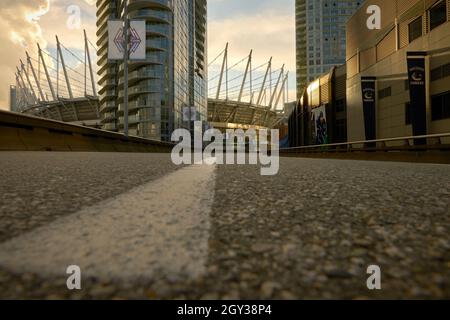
top-left (289, 64), bottom-right (347, 147)
top-left (96, 0), bottom-right (207, 141)
top-left (346, 0), bottom-right (450, 142)
top-left (295, 0), bottom-right (362, 98)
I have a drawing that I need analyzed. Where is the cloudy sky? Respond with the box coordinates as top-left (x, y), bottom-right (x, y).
top-left (0, 0), bottom-right (295, 110)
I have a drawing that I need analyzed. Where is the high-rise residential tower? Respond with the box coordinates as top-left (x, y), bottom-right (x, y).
top-left (96, 0), bottom-right (208, 141)
top-left (296, 0), bottom-right (362, 98)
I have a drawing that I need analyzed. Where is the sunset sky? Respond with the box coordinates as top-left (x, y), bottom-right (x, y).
top-left (0, 0), bottom-right (296, 109)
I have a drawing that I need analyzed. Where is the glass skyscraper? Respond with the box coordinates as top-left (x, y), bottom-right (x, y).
top-left (96, 0), bottom-right (208, 141)
top-left (296, 0), bottom-right (362, 98)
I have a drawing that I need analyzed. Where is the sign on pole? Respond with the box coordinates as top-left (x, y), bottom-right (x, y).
top-left (108, 20), bottom-right (146, 61)
top-left (407, 52), bottom-right (427, 145)
top-left (183, 106), bottom-right (197, 122)
top-left (129, 21), bottom-right (146, 60)
top-left (108, 20), bottom-right (123, 61)
top-left (361, 76), bottom-right (377, 142)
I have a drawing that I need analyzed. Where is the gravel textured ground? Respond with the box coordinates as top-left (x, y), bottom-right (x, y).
top-left (0, 153), bottom-right (449, 299)
top-left (0, 152), bottom-right (180, 243)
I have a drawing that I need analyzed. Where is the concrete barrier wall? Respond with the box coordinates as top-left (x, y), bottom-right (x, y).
top-left (280, 150), bottom-right (450, 164)
top-left (0, 110), bottom-right (174, 153)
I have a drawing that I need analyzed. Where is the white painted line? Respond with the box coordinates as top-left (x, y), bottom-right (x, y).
top-left (0, 162), bottom-right (217, 283)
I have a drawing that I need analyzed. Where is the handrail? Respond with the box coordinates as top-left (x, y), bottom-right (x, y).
top-left (282, 133), bottom-right (450, 152)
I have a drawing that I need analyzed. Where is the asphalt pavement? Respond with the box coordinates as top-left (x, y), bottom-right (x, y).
top-left (0, 152), bottom-right (449, 299)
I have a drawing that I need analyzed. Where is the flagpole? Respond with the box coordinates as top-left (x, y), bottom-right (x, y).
top-left (123, 0), bottom-right (129, 137)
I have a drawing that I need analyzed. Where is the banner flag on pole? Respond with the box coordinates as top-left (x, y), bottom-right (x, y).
top-left (407, 52), bottom-right (427, 145)
top-left (108, 20), bottom-right (123, 61)
top-left (361, 76), bottom-right (377, 143)
top-left (108, 20), bottom-right (146, 61)
top-left (183, 106), bottom-right (197, 122)
top-left (129, 21), bottom-right (146, 60)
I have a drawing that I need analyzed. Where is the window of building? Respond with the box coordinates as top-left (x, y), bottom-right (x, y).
top-left (405, 102), bottom-right (412, 125)
top-left (378, 87), bottom-right (392, 100)
top-left (429, 0), bottom-right (447, 31)
top-left (335, 99), bottom-right (346, 113)
top-left (335, 119), bottom-right (347, 143)
top-left (430, 63), bottom-right (450, 82)
top-left (431, 91), bottom-right (450, 121)
top-left (408, 16), bottom-right (422, 43)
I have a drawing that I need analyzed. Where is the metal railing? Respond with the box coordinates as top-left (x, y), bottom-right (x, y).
top-left (281, 133), bottom-right (450, 153)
